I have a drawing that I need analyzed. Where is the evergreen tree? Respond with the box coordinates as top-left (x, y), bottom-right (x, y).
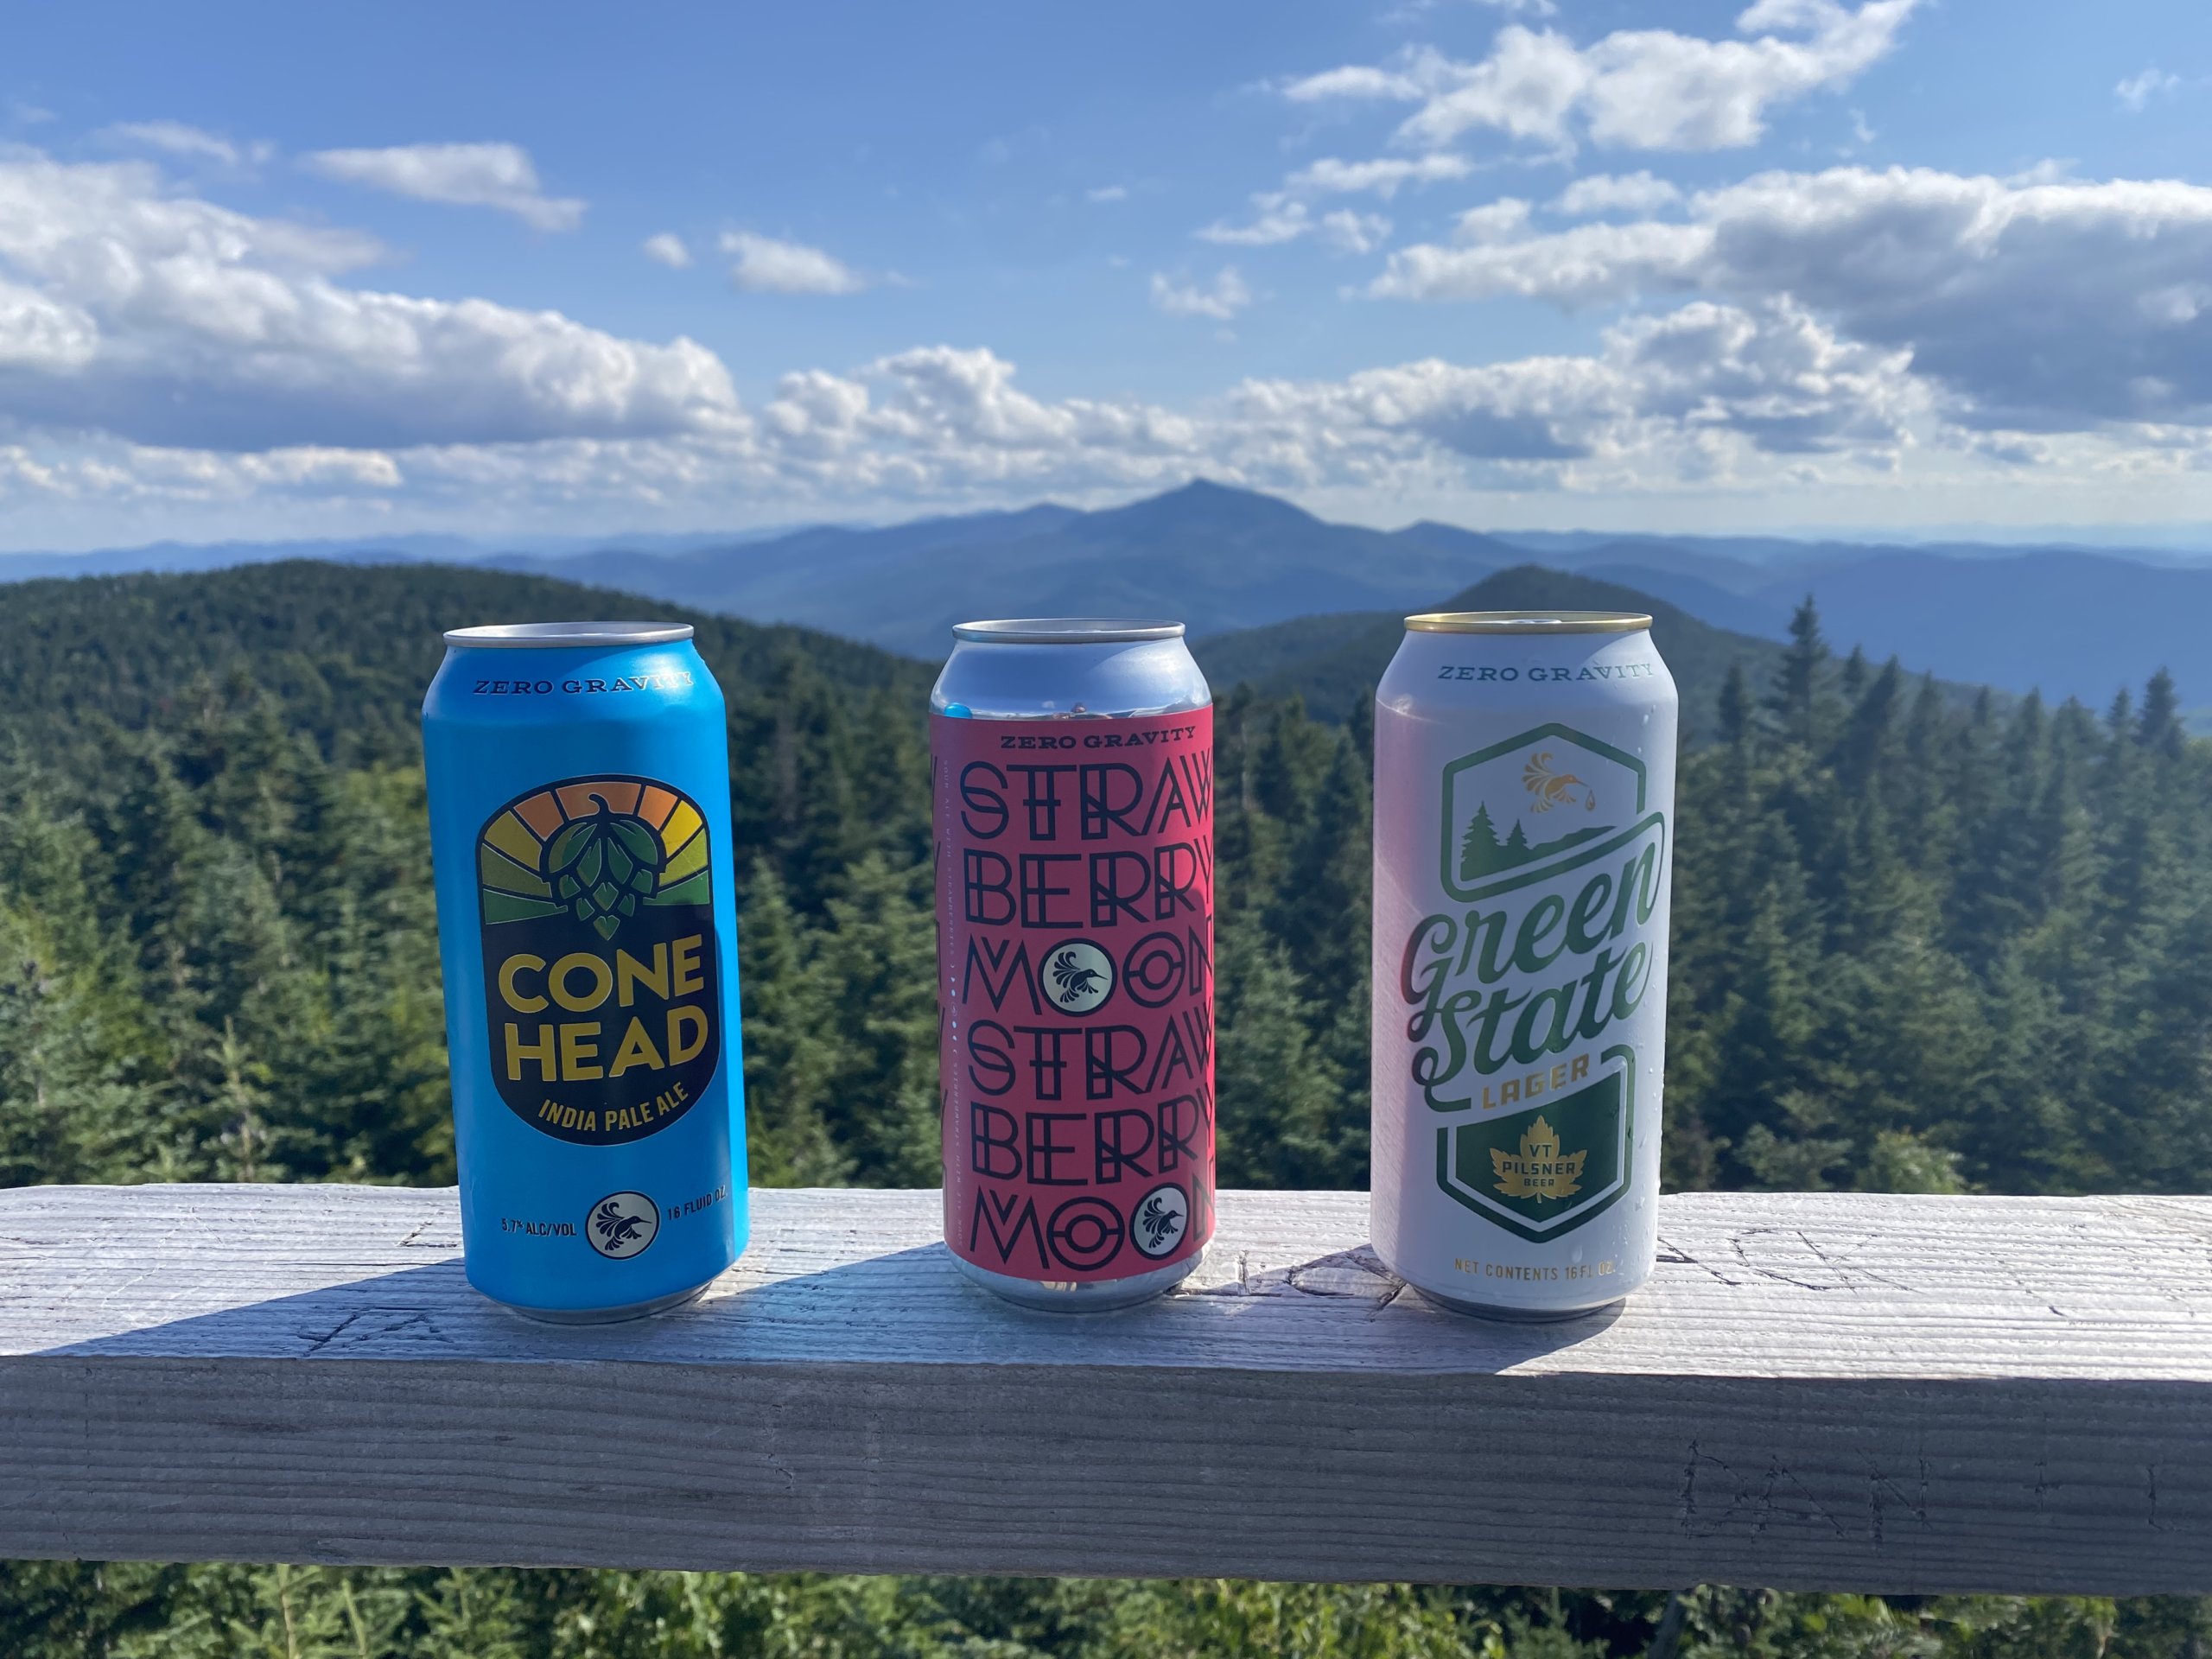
top-left (1768, 596), bottom-right (1831, 748)
top-left (1213, 908), bottom-right (1351, 1188)
top-left (790, 853), bottom-right (942, 1185)
top-left (735, 863), bottom-right (850, 1187)
top-left (1717, 661), bottom-right (1754, 748)
top-left (1459, 802), bottom-right (1504, 879)
top-left (1271, 734), bottom-right (1370, 996)
top-left (2139, 667), bottom-right (2186, 759)
top-left (1840, 644), bottom-right (1869, 703)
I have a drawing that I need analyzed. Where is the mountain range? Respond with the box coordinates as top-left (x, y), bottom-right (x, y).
top-left (4, 480), bottom-right (2203, 722)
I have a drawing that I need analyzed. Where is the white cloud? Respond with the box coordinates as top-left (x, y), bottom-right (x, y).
top-left (643, 232), bottom-right (693, 269)
top-left (721, 231), bottom-right (868, 295)
top-left (1553, 170), bottom-right (1683, 216)
top-left (1321, 210), bottom-right (1393, 254)
top-left (0, 439), bottom-right (409, 507)
top-left (1455, 198), bottom-right (1533, 242)
top-left (1285, 153), bottom-right (1474, 198)
top-left (100, 120), bottom-right (264, 168)
top-left (1583, 0), bottom-right (1918, 149)
top-left (2115, 67), bottom-right (2184, 113)
top-left (7, 144), bottom-right (2212, 538)
top-left (1196, 200), bottom-right (1389, 254)
top-left (302, 143), bottom-right (585, 231)
top-left (1231, 296), bottom-right (1921, 472)
top-left (1375, 216), bottom-right (1709, 305)
top-left (0, 151), bottom-right (1963, 526)
top-left (1151, 268), bottom-right (1252, 321)
top-left (1284, 63), bottom-right (1432, 103)
top-left (0, 276), bottom-right (99, 370)
top-left (1198, 203), bottom-right (1315, 246)
top-left (1287, 1), bottom-right (1918, 153)
top-left (1397, 30), bottom-right (1594, 149)
top-left (10, 103), bottom-right (56, 126)
top-left (8, 303), bottom-right (2201, 540)
top-left (1373, 164), bottom-right (2212, 434)
top-left (1196, 151), bottom-right (1455, 248)
top-left (0, 152), bottom-right (736, 449)
top-left (1601, 299), bottom-right (1920, 453)
top-left (1088, 185), bottom-right (1129, 203)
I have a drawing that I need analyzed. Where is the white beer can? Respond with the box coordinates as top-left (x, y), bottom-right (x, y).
top-left (1370, 610), bottom-right (1677, 1319)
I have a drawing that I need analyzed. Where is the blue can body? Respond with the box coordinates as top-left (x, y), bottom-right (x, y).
top-left (422, 623), bottom-right (748, 1319)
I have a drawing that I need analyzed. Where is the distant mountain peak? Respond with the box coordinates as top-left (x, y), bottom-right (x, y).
top-left (1159, 477), bottom-right (1271, 503)
top-left (1071, 477), bottom-right (1327, 542)
top-left (1089, 477), bottom-right (1327, 531)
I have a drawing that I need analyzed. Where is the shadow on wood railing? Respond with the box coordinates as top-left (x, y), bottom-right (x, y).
top-left (0, 1183), bottom-right (2205, 1593)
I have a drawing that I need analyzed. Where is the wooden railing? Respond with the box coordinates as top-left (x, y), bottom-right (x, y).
top-left (0, 1184), bottom-right (2206, 1592)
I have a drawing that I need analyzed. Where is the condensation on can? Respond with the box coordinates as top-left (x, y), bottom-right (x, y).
top-left (932, 619), bottom-right (1216, 1312)
top-left (1369, 610), bottom-right (1677, 1320)
top-left (423, 622), bottom-right (749, 1322)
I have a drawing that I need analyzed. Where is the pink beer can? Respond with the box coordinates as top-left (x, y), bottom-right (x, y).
top-left (931, 619), bottom-right (1216, 1310)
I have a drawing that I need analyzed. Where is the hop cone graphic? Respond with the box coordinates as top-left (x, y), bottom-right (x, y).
top-left (548, 796), bottom-right (664, 940)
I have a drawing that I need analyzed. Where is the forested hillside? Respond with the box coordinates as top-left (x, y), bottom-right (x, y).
top-left (1190, 564), bottom-right (1794, 731)
top-left (1, 563), bottom-right (2207, 1656)
top-left (0, 561), bottom-right (928, 770)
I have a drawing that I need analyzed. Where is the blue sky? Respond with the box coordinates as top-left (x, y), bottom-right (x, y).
top-left (4, 0), bottom-right (2212, 549)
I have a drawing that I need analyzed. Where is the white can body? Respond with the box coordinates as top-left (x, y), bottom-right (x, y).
top-left (1370, 620), bottom-right (1677, 1319)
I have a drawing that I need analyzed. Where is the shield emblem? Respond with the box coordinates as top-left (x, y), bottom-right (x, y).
top-left (1440, 721), bottom-right (1653, 903)
top-left (1436, 1047), bottom-right (1637, 1243)
top-left (474, 774), bottom-right (721, 1146)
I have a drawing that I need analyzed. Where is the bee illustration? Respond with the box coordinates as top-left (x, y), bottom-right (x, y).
top-left (594, 1200), bottom-right (651, 1249)
top-left (1136, 1194), bottom-right (1183, 1249)
top-left (1522, 751), bottom-right (1597, 814)
top-left (1050, 948), bottom-right (1105, 1007)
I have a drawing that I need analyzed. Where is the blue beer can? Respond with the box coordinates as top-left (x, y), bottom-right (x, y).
top-left (422, 621), bottom-right (748, 1320)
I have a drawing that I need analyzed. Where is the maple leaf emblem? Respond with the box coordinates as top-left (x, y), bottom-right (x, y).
top-left (1491, 1114), bottom-right (1586, 1204)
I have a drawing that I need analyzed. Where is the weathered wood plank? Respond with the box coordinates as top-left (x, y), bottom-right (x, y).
top-left (0, 1185), bottom-right (2207, 1592)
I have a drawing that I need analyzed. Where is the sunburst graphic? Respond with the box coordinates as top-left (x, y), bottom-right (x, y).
top-left (478, 777), bottom-right (710, 936)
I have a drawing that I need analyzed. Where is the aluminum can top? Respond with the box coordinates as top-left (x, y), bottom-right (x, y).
top-left (443, 620), bottom-right (694, 648)
top-left (951, 617), bottom-right (1185, 645)
top-left (934, 619), bottom-right (1205, 719)
top-left (1404, 610), bottom-right (1651, 635)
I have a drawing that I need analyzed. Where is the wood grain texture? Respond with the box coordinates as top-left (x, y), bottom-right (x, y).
top-left (0, 1184), bottom-right (2208, 1591)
